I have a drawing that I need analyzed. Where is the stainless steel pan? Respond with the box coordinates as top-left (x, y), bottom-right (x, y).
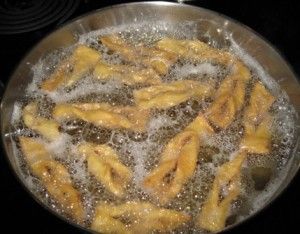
top-left (1, 1), bottom-right (299, 233)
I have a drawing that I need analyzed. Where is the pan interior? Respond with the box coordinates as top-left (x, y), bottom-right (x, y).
top-left (2, 8), bottom-right (298, 234)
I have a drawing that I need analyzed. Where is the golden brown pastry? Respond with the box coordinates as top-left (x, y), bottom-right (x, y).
top-left (41, 45), bottom-right (101, 91)
top-left (133, 80), bottom-right (213, 110)
top-left (143, 115), bottom-right (214, 204)
top-left (93, 61), bottom-right (161, 85)
top-left (243, 82), bottom-right (275, 126)
top-left (206, 60), bottom-right (251, 128)
top-left (241, 114), bottom-right (272, 154)
top-left (91, 201), bottom-right (190, 234)
top-left (156, 37), bottom-right (233, 65)
top-left (78, 143), bottom-right (133, 197)
top-left (22, 102), bottom-right (60, 141)
top-left (53, 103), bottom-right (150, 132)
top-left (100, 35), bottom-right (177, 75)
top-left (156, 37), bottom-right (251, 128)
top-left (100, 35), bottom-right (136, 62)
top-left (19, 137), bottom-right (85, 223)
top-left (140, 46), bottom-right (178, 76)
top-left (197, 151), bottom-right (246, 232)
top-left (240, 82), bottom-right (275, 154)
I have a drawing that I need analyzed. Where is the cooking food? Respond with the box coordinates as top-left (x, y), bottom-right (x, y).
top-left (91, 201), bottom-right (190, 234)
top-left (133, 80), bottom-right (213, 109)
top-left (240, 82), bottom-right (276, 154)
top-left (197, 151), bottom-right (246, 231)
top-left (19, 137), bottom-right (85, 223)
top-left (10, 22), bottom-right (296, 233)
top-left (206, 60), bottom-right (251, 128)
top-left (93, 61), bottom-right (161, 85)
top-left (22, 102), bottom-right (60, 141)
top-left (100, 35), bottom-right (177, 75)
top-left (143, 114), bottom-right (213, 204)
top-left (53, 103), bottom-right (150, 132)
top-left (78, 143), bottom-right (133, 197)
top-left (41, 45), bottom-right (101, 91)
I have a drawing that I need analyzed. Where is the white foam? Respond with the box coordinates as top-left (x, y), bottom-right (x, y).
top-left (127, 142), bottom-right (148, 184)
top-left (147, 115), bottom-right (172, 132)
top-left (69, 155), bottom-right (89, 185)
top-left (24, 175), bottom-right (39, 191)
top-left (207, 131), bottom-right (238, 155)
top-left (230, 37), bottom-right (281, 94)
top-left (273, 95), bottom-right (296, 151)
top-left (109, 114), bottom-right (176, 186)
top-left (203, 162), bottom-right (217, 174)
top-left (45, 77), bottom-right (121, 103)
top-left (170, 63), bottom-right (218, 80)
top-left (26, 60), bottom-right (45, 95)
top-left (78, 21), bottom-right (198, 45)
top-left (45, 133), bottom-right (72, 158)
top-left (11, 102), bottom-right (22, 124)
top-left (78, 24), bottom-right (133, 45)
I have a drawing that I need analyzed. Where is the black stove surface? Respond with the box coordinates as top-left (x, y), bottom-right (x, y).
top-left (0, 1), bottom-right (299, 233)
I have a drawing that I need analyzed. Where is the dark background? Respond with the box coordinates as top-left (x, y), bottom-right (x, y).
top-left (0, 0), bottom-right (299, 233)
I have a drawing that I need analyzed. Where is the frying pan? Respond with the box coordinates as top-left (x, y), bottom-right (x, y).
top-left (1, 1), bottom-right (299, 233)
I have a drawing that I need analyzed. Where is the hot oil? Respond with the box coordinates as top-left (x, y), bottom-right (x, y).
top-left (9, 21), bottom-right (297, 233)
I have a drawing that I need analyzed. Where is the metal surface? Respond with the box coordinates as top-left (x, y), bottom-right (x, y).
top-left (1, 1), bottom-right (299, 233)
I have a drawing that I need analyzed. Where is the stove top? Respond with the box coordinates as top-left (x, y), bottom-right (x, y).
top-left (0, 0), bottom-right (80, 34)
top-left (0, 1), bottom-right (299, 233)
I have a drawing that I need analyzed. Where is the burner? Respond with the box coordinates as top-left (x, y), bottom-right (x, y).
top-left (0, 0), bottom-right (80, 34)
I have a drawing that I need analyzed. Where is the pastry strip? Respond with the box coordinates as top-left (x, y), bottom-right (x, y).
top-left (93, 61), bottom-right (161, 85)
top-left (53, 103), bottom-right (150, 132)
top-left (19, 137), bottom-right (85, 223)
top-left (156, 37), bottom-right (233, 65)
top-left (23, 102), bottom-right (60, 141)
top-left (41, 45), bottom-right (101, 91)
top-left (78, 143), bottom-right (133, 197)
top-left (134, 80), bottom-right (213, 110)
top-left (143, 115), bottom-right (214, 204)
top-left (197, 151), bottom-right (246, 232)
top-left (100, 35), bottom-right (177, 75)
top-left (206, 61), bottom-right (251, 128)
top-left (240, 82), bottom-right (275, 154)
top-left (156, 37), bottom-right (251, 128)
top-left (91, 201), bottom-right (190, 234)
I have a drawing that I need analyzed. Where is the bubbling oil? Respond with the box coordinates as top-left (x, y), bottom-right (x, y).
top-left (9, 21), bottom-right (297, 233)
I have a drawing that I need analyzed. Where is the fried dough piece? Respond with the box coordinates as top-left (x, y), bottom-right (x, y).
top-left (143, 115), bottom-right (214, 204)
top-left (41, 45), bottom-right (101, 91)
top-left (185, 114), bottom-right (215, 135)
top-left (91, 201), bottom-right (190, 234)
top-left (156, 37), bottom-right (251, 128)
top-left (206, 61), bottom-right (251, 128)
top-left (19, 137), bottom-right (85, 223)
top-left (100, 35), bottom-right (136, 61)
top-left (100, 35), bottom-right (177, 75)
top-left (93, 62), bottom-right (161, 85)
top-left (143, 131), bottom-right (199, 204)
top-left (197, 152), bottom-right (246, 232)
top-left (240, 83), bottom-right (275, 154)
top-left (243, 82), bottom-right (275, 126)
top-left (53, 103), bottom-right (150, 132)
top-left (133, 80), bottom-right (213, 110)
top-left (23, 102), bottom-right (60, 141)
top-left (141, 46), bottom-right (178, 76)
top-left (78, 143), bottom-right (132, 197)
top-left (241, 114), bottom-right (272, 154)
top-left (156, 37), bottom-right (233, 65)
